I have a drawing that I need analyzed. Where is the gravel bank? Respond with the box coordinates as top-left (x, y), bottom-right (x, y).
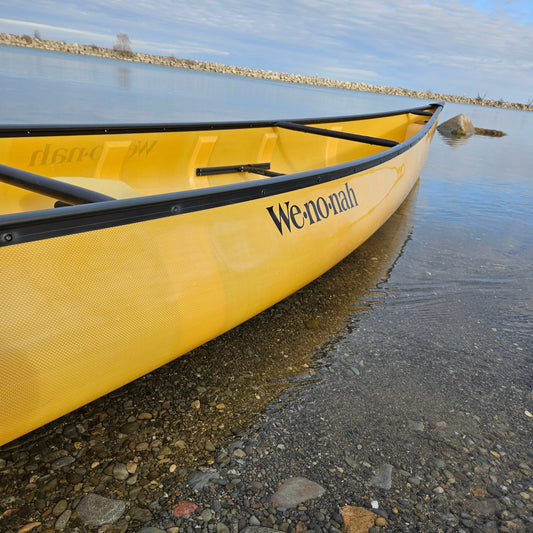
top-left (1, 33), bottom-right (531, 112)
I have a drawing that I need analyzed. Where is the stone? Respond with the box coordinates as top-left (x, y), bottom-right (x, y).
top-left (172, 500), bottom-right (198, 517)
top-left (16, 524), bottom-right (41, 533)
top-left (129, 506), bottom-right (153, 521)
top-left (51, 456), bottom-right (75, 470)
top-left (241, 528), bottom-right (278, 533)
top-left (270, 477), bottom-right (326, 508)
top-left (188, 470), bottom-right (221, 490)
top-left (217, 523), bottom-right (230, 533)
top-left (369, 464), bottom-right (393, 490)
top-left (52, 499), bottom-right (68, 516)
top-left (113, 463), bottom-right (130, 480)
top-left (468, 498), bottom-right (503, 517)
top-left (75, 493), bottom-right (125, 526)
top-left (137, 528), bottom-right (165, 533)
top-left (437, 114), bottom-right (475, 137)
top-left (200, 509), bottom-right (214, 521)
top-left (54, 509), bottom-right (72, 531)
top-left (339, 506), bottom-right (376, 533)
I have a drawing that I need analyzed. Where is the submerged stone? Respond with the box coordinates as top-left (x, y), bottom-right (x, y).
top-left (370, 463), bottom-right (393, 490)
top-left (339, 505), bottom-right (376, 533)
top-left (270, 476), bottom-right (325, 508)
top-left (76, 493), bottom-right (125, 526)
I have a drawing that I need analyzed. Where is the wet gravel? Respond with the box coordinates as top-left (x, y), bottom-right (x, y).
top-left (1, 193), bottom-right (532, 533)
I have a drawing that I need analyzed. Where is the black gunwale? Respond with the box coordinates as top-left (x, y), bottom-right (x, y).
top-left (0, 103), bottom-right (442, 247)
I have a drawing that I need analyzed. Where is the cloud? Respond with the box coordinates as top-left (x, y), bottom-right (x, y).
top-left (0, 0), bottom-right (531, 102)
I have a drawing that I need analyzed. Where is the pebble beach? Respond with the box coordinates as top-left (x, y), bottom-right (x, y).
top-left (1, 199), bottom-right (531, 533)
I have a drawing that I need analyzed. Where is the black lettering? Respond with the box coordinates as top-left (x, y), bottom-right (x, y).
top-left (339, 189), bottom-right (350, 211)
top-left (328, 192), bottom-right (341, 214)
top-left (316, 196), bottom-right (329, 219)
top-left (345, 182), bottom-right (358, 208)
top-left (267, 181), bottom-right (358, 235)
top-left (290, 204), bottom-right (304, 229)
top-left (267, 202), bottom-right (292, 235)
top-left (304, 200), bottom-right (320, 224)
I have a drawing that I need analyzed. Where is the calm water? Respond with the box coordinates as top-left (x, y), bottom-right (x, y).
top-left (1, 45), bottom-right (532, 433)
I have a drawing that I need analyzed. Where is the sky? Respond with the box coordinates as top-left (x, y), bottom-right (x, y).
top-left (1, 0), bottom-right (532, 104)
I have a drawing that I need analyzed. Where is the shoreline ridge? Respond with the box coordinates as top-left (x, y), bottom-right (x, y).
top-left (1, 32), bottom-right (531, 112)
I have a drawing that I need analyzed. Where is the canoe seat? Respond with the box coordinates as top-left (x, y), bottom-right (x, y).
top-left (54, 177), bottom-right (140, 199)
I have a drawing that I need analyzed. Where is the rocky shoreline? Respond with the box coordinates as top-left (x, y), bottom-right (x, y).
top-left (1, 32), bottom-right (531, 112)
top-left (1, 195), bottom-right (531, 533)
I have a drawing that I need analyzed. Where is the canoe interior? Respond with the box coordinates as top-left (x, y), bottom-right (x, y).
top-left (0, 107), bottom-right (435, 216)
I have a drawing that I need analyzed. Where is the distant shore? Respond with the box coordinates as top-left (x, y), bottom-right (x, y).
top-left (2, 32), bottom-right (531, 112)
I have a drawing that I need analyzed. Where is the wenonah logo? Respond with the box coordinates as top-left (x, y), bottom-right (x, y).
top-left (267, 182), bottom-right (358, 235)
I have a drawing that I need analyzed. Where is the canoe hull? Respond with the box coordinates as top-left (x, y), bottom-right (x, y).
top-left (0, 104), bottom-right (441, 445)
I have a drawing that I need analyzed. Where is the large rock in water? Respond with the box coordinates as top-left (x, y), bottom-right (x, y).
top-left (437, 114), bottom-right (475, 137)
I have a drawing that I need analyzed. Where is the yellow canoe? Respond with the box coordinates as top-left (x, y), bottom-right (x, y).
top-left (0, 103), bottom-right (442, 446)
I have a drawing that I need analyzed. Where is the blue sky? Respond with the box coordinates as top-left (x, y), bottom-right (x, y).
top-left (1, 0), bottom-right (532, 104)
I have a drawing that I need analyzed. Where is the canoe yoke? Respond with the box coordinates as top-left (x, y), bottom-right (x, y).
top-left (195, 121), bottom-right (400, 177)
top-left (274, 121), bottom-right (400, 148)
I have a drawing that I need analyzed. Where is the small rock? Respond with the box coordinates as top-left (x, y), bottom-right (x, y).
top-left (437, 114), bottom-right (475, 137)
top-left (188, 470), bottom-right (221, 490)
top-left (468, 498), bottom-right (503, 517)
top-left (120, 421), bottom-right (140, 435)
top-left (407, 420), bottom-right (424, 431)
top-left (76, 493), bottom-right (125, 526)
top-left (54, 509), bottom-right (72, 531)
top-left (345, 456), bottom-right (358, 469)
top-left (129, 506), bottom-right (153, 521)
top-left (370, 464), bottom-right (393, 490)
top-left (113, 463), bottom-right (129, 480)
top-left (51, 456), bottom-right (75, 470)
top-left (200, 509), bottom-right (214, 521)
top-left (249, 516), bottom-right (261, 526)
top-left (270, 477), bottom-right (325, 508)
top-left (340, 506), bottom-right (376, 533)
top-left (16, 524), bottom-right (41, 533)
top-left (52, 499), bottom-right (68, 516)
top-left (137, 528), bottom-right (166, 533)
top-left (173, 500), bottom-right (198, 517)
